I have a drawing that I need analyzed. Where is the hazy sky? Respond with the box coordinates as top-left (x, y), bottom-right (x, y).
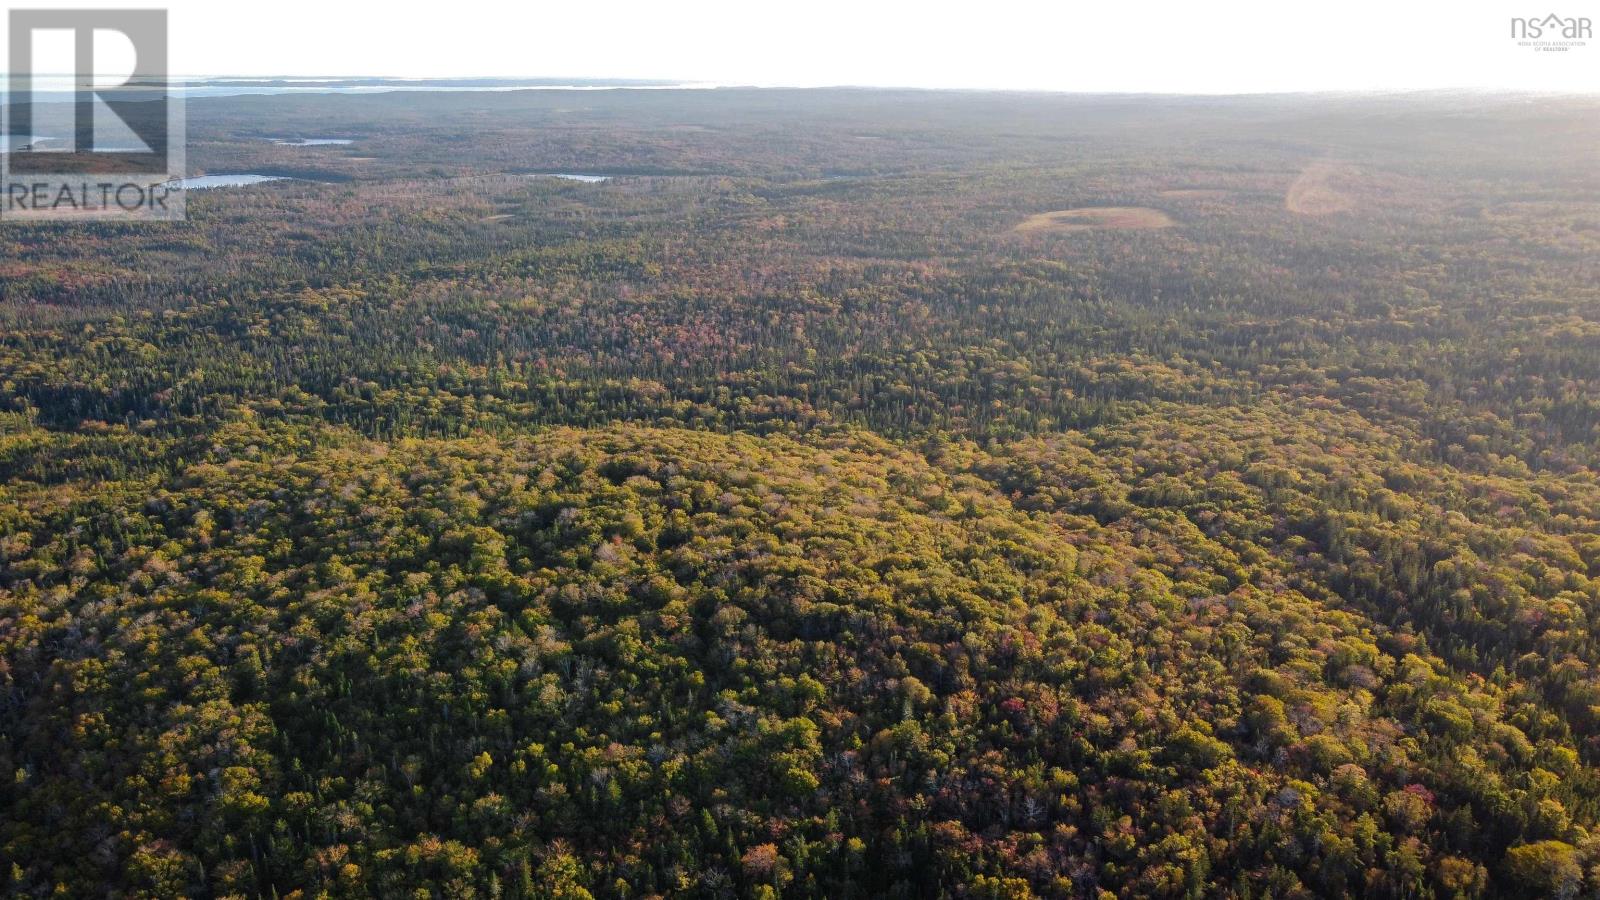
top-left (6, 0), bottom-right (1599, 93)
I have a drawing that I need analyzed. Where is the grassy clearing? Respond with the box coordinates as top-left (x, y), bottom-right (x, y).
top-left (1013, 206), bottom-right (1175, 233)
top-left (1286, 161), bottom-right (1358, 215)
top-left (1159, 188), bottom-right (1230, 199)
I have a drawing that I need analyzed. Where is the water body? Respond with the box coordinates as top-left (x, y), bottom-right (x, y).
top-left (180, 77), bottom-right (709, 99)
top-left (0, 138), bottom-right (154, 153)
top-left (531, 173), bottom-right (612, 183)
top-left (0, 76), bottom-right (717, 103)
top-left (0, 135), bottom-right (55, 152)
top-left (271, 138), bottom-right (354, 146)
top-left (171, 174), bottom-right (291, 190)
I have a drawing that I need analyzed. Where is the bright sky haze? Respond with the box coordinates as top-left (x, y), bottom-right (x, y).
top-left (3, 0), bottom-right (1597, 93)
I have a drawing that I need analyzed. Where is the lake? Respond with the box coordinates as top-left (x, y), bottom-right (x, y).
top-left (0, 76), bottom-right (716, 103)
top-left (271, 138), bottom-right (354, 146)
top-left (171, 174), bottom-right (291, 190)
top-left (0, 135), bottom-right (55, 152)
top-left (531, 174), bottom-right (612, 183)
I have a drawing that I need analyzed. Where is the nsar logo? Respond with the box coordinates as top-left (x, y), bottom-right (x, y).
top-left (1510, 13), bottom-right (1592, 51)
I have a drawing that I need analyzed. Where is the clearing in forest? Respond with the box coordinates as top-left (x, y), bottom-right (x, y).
top-left (1012, 206), bottom-right (1175, 233)
top-left (1159, 188), bottom-right (1230, 199)
top-left (1285, 160), bottom-right (1359, 215)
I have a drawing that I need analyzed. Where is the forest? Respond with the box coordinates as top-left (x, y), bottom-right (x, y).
top-left (2, 87), bottom-right (1600, 897)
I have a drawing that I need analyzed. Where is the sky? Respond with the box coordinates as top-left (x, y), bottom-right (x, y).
top-left (3, 0), bottom-right (1598, 94)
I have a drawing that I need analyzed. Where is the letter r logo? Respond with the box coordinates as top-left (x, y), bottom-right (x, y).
top-left (2, 8), bottom-right (183, 220)
top-left (7, 9), bottom-right (170, 171)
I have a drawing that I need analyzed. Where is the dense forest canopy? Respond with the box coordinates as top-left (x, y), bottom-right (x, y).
top-left (2, 88), bottom-right (1600, 898)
